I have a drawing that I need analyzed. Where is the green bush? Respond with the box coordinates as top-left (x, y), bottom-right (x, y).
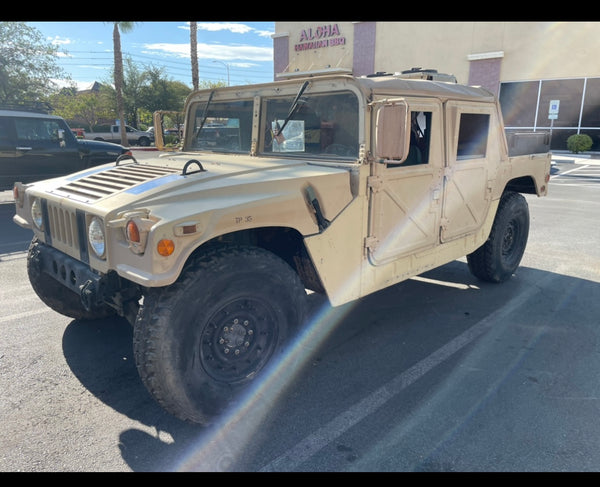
top-left (566, 134), bottom-right (593, 153)
top-left (164, 134), bottom-right (180, 146)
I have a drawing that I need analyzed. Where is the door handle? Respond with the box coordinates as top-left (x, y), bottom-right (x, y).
top-left (16, 147), bottom-right (33, 151)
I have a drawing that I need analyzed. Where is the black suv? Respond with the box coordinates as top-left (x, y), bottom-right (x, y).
top-left (0, 109), bottom-right (130, 189)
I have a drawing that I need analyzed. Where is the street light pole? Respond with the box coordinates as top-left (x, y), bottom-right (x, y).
top-left (212, 60), bottom-right (230, 86)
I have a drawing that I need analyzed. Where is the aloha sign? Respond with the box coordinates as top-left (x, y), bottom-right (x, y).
top-left (295, 24), bottom-right (346, 51)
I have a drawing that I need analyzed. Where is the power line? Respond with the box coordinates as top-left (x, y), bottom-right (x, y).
top-left (60, 50), bottom-right (274, 84)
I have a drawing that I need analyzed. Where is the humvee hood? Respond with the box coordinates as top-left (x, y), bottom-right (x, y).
top-left (39, 152), bottom-right (353, 211)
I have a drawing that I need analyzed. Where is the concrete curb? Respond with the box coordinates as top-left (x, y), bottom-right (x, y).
top-left (551, 153), bottom-right (600, 165)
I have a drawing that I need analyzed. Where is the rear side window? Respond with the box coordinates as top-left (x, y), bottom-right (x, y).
top-left (457, 113), bottom-right (490, 160)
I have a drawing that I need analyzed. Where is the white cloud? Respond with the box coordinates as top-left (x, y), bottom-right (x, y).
top-left (196, 22), bottom-right (254, 34)
top-left (178, 21), bottom-right (273, 37)
top-left (77, 65), bottom-right (110, 71)
top-left (47, 35), bottom-right (72, 46)
top-left (142, 42), bottom-right (272, 62)
top-left (254, 30), bottom-right (274, 38)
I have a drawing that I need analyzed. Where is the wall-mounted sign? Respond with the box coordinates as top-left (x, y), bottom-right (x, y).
top-left (548, 100), bottom-right (560, 120)
top-left (295, 24), bottom-right (346, 51)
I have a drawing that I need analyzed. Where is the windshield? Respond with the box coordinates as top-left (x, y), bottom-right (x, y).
top-left (187, 89), bottom-right (360, 159)
top-left (264, 90), bottom-right (359, 159)
top-left (189, 99), bottom-right (254, 152)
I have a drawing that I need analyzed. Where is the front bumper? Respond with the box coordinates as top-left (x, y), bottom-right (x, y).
top-left (30, 240), bottom-right (138, 312)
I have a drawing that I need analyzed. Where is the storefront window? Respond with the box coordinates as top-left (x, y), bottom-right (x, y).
top-left (536, 79), bottom-right (584, 128)
top-left (500, 77), bottom-right (600, 151)
top-left (581, 78), bottom-right (600, 128)
top-left (499, 81), bottom-right (539, 128)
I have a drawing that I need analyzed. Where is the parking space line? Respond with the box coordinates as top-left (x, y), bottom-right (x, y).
top-left (551, 164), bottom-right (589, 179)
top-left (260, 277), bottom-right (549, 471)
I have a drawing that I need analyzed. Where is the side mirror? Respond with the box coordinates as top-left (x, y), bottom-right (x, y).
top-left (57, 129), bottom-right (66, 148)
top-left (375, 101), bottom-right (410, 163)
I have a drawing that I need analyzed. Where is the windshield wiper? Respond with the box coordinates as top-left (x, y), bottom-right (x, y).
top-left (194, 90), bottom-right (215, 138)
top-left (272, 80), bottom-right (310, 141)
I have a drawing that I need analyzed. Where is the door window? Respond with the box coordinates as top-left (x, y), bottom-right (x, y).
top-left (387, 110), bottom-right (432, 166)
top-left (15, 118), bottom-right (65, 148)
top-left (456, 113), bottom-right (490, 160)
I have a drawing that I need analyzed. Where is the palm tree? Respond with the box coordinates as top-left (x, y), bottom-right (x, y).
top-left (190, 22), bottom-right (199, 91)
top-left (111, 22), bottom-right (135, 146)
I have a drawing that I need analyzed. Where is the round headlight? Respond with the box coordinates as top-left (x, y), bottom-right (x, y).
top-left (88, 217), bottom-right (106, 258)
top-left (31, 198), bottom-right (43, 230)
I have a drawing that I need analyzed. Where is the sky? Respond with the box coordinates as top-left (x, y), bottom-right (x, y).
top-left (27, 21), bottom-right (276, 90)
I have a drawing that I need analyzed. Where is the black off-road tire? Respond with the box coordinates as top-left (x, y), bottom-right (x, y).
top-left (133, 245), bottom-right (308, 424)
top-left (467, 191), bottom-right (530, 283)
top-left (27, 238), bottom-right (116, 321)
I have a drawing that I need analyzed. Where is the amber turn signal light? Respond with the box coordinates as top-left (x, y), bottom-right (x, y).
top-left (157, 239), bottom-right (175, 256)
top-left (126, 220), bottom-right (141, 243)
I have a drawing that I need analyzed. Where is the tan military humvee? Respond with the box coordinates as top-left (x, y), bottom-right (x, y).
top-left (13, 71), bottom-right (551, 424)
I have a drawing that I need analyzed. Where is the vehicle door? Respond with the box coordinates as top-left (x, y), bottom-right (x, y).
top-left (440, 101), bottom-right (498, 242)
top-left (0, 117), bottom-right (19, 189)
top-left (367, 98), bottom-right (444, 265)
top-left (13, 117), bottom-right (81, 184)
top-left (108, 125), bottom-right (121, 143)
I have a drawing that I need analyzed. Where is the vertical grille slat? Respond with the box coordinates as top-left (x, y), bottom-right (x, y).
top-left (46, 205), bottom-right (79, 249)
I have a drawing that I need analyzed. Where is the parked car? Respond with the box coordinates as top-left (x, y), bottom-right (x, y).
top-left (0, 109), bottom-right (131, 189)
top-left (84, 125), bottom-right (154, 146)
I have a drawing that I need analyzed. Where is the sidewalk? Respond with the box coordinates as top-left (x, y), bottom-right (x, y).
top-left (551, 151), bottom-right (600, 165)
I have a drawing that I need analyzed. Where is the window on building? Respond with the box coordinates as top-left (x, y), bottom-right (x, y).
top-left (499, 81), bottom-right (539, 128)
top-left (457, 113), bottom-right (489, 160)
top-left (500, 77), bottom-right (600, 151)
top-left (581, 78), bottom-right (600, 128)
top-left (537, 78), bottom-right (585, 128)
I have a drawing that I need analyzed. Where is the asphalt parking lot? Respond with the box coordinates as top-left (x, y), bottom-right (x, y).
top-left (1, 150), bottom-right (600, 471)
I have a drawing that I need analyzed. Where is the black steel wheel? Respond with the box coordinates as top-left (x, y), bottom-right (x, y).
top-left (133, 245), bottom-right (307, 424)
top-left (467, 191), bottom-right (530, 283)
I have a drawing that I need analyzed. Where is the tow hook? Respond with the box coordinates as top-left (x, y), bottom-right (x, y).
top-left (80, 279), bottom-right (95, 311)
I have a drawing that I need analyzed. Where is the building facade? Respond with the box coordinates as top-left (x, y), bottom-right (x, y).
top-left (273, 22), bottom-right (600, 151)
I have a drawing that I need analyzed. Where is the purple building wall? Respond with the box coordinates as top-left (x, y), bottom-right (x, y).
top-left (273, 34), bottom-right (289, 81)
top-left (353, 22), bottom-right (376, 77)
top-left (468, 58), bottom-right (503, 96)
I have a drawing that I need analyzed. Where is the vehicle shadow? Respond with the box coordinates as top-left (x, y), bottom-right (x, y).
top-left (61, 260), bottom-right (600, 471)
